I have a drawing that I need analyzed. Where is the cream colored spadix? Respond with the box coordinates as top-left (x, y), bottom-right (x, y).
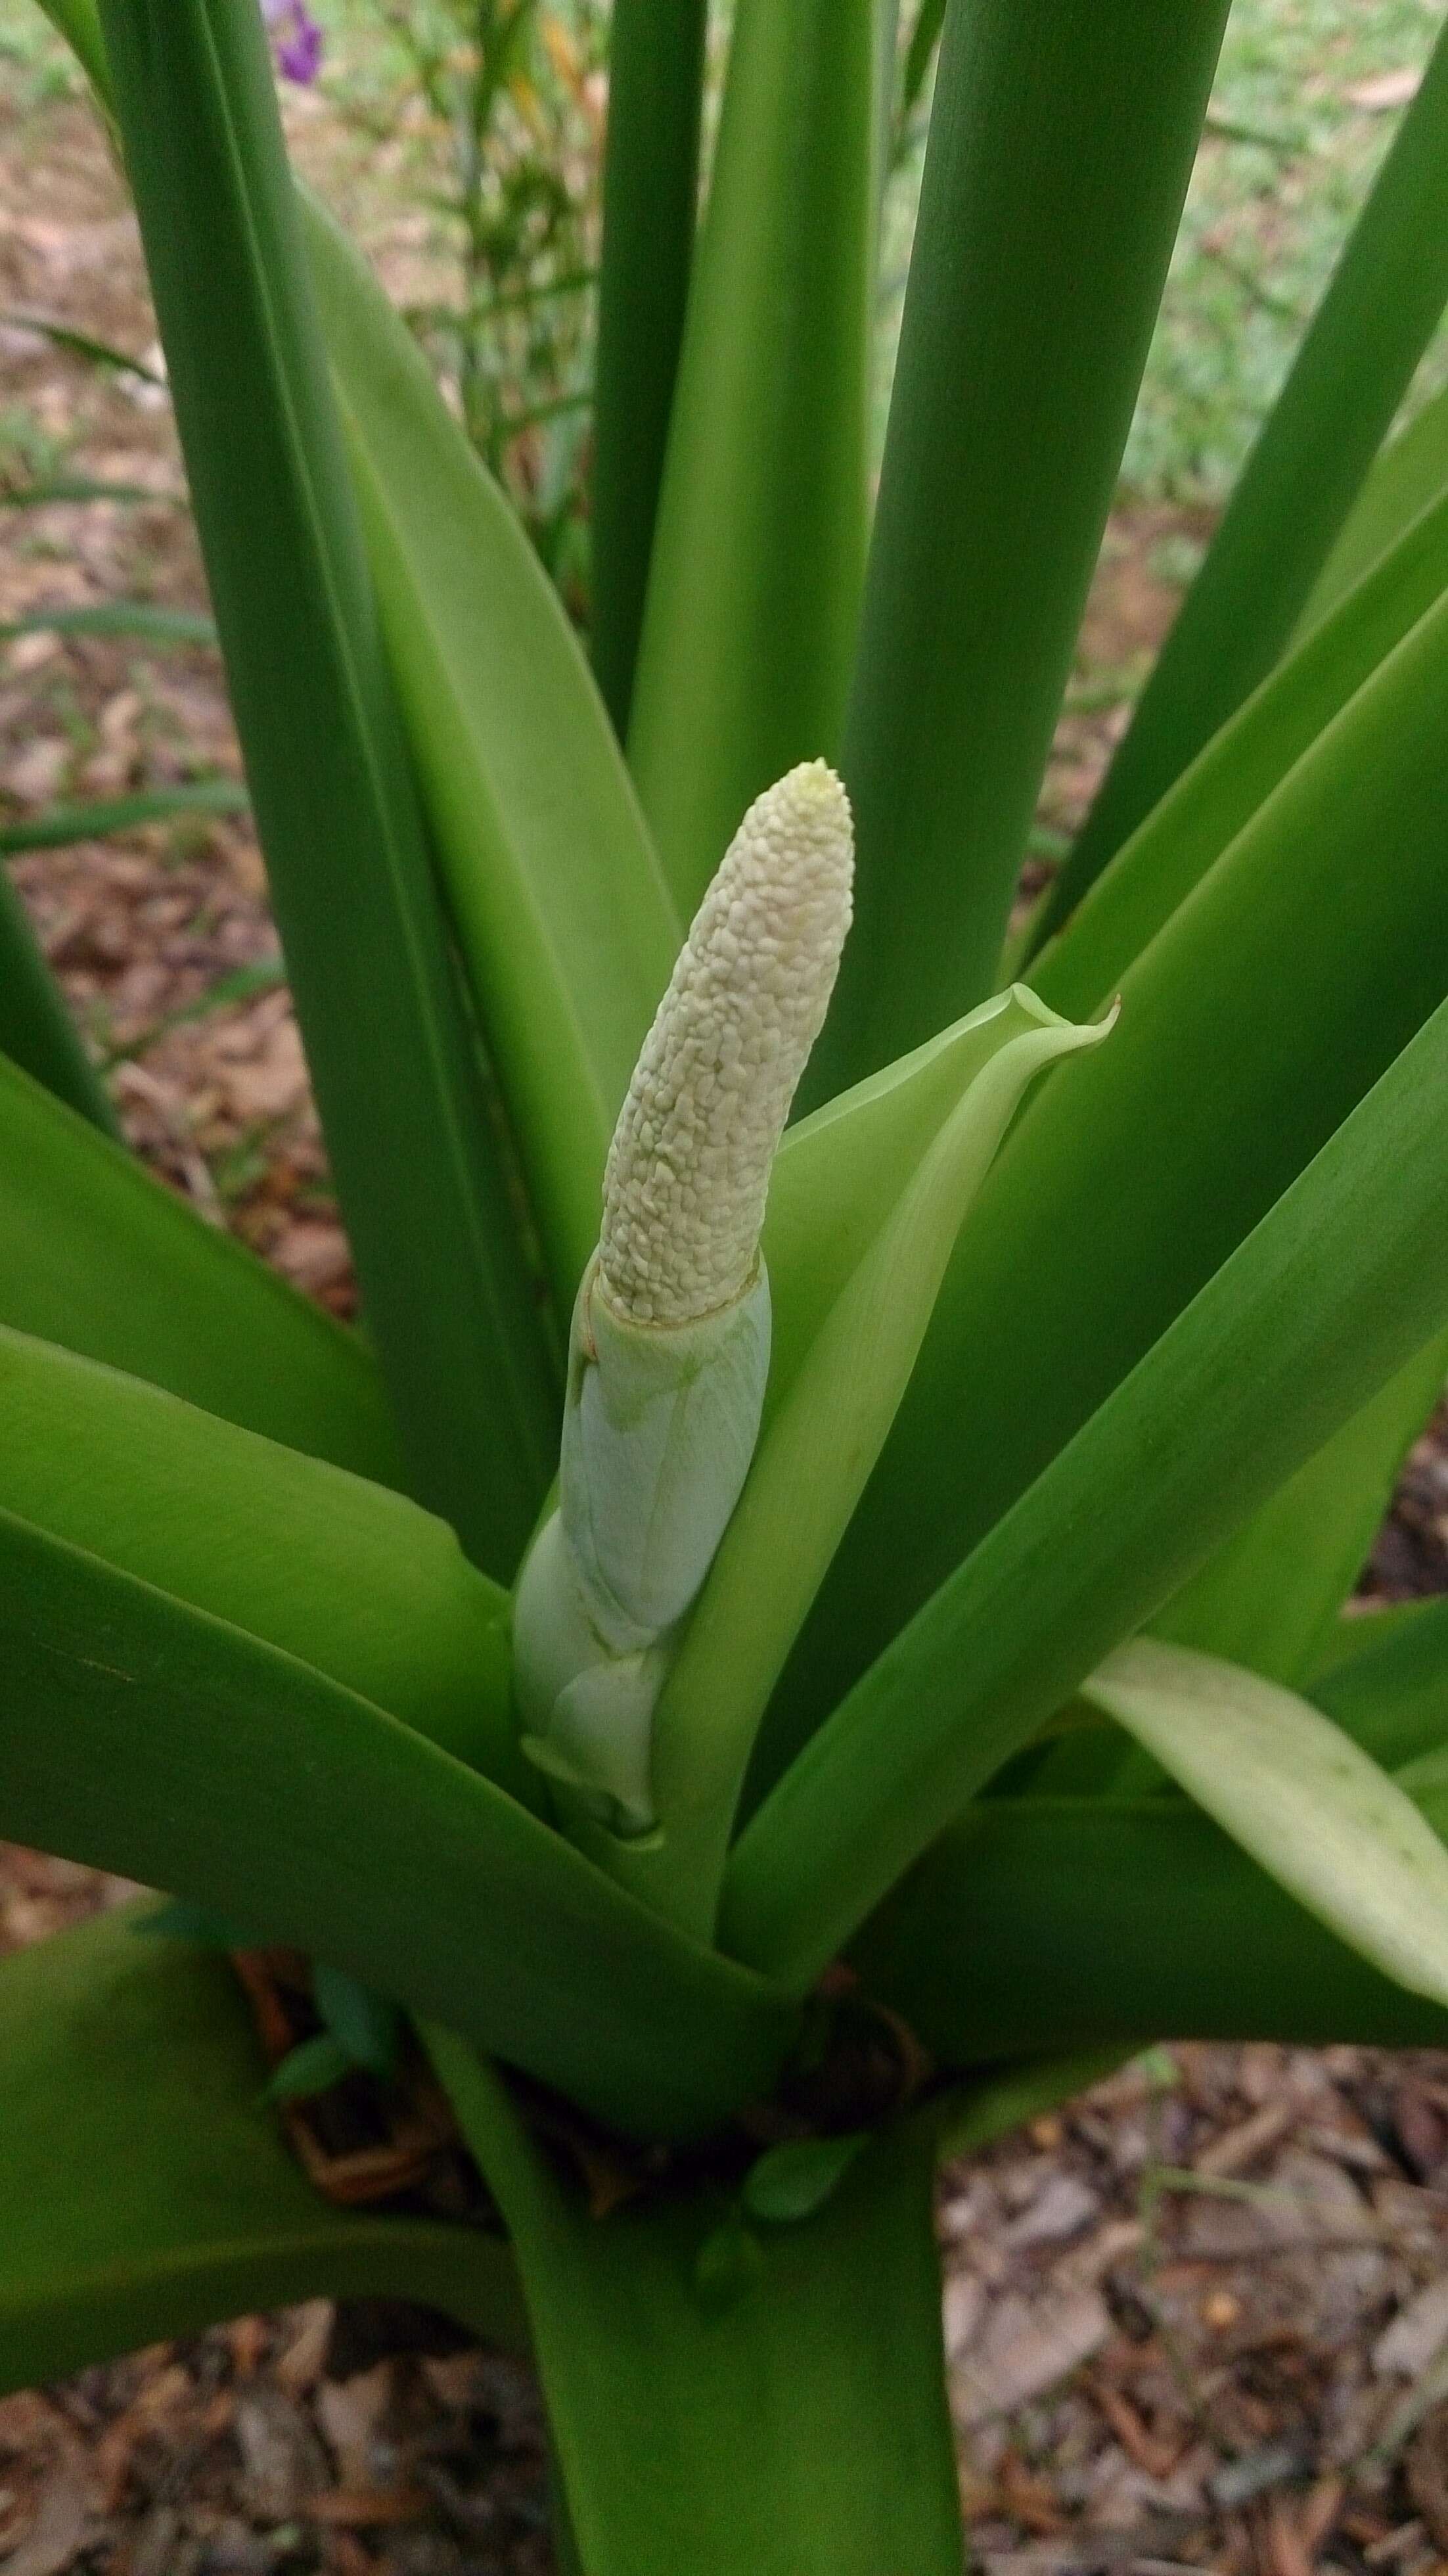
top-left (513, 762), bottom-right (853, 1833)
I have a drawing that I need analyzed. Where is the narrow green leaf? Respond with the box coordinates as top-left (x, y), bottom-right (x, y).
top-left (1045, 11), bottom-right (1448, 933)
top-left (26, 0), bottom-right (110, 102)
top-left (0, 1050), bottom-right (403, 1486)
top-left (590, 0), bottom-right (708, 739)
top-left (1029, 476), bottom-right (1448, 1022)
top-left (851, 1794), bottom-right (1448, 2070)
top-left (1, 601), bottom-right (215, 643)
top-left (311, 1965), bottom-right (401, 2077)
top-left (1082, 1640), bottom-right (1448, 2008)
top-left (0, 311), bottom-right (164, 383)
top-left (1312, 1596), bottom-right (1448, 1774)
top-left (0, 474), bottom-right (161, 508)
top-left (723, 989), bottom-right (1448, 1990)
top-left (0, 1322), bottom-right (524, 1787)
top-left (0, 779), bottom-right (247, 853)
top-left (1299, 384), bottom-right (1448, 637)
top-left (785, 576), bottom-right (1448, 1757)
top-left (1152, 1328), bottom-right (1448, 1688)
top-left (806, 0), bottom-right (1231, 1100)
top-left (620, 989), bottom-right (1111, 1935)
top-left (0, 1505), bottom-right (795, 2142)
top-left (300, 197), bottom-right (681, 1310)
top-left (99, 0), bottom-right (558, 1574)
top-left (742, 2132), bottom-right (868, 2224)
top-left (429, 2035), bottom-right (963, 2576)
top-left (900, 0), bottom-right (946, 127)
top-left (264, 2031), bottom-right (355, 2103)
top-left (627, 0), bottom-right (879, 919)
top-left (0, 1906), bottom-right (526, 2398)
top-left (0, 866), bottom-right (116, 1130)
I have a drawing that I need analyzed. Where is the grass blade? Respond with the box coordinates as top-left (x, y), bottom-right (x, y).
top-left (1044, 11), bottom-right (1448, 935)
top-left (589, 0), bottom-right (708, 739)
top-left (0, 1049), bottom-right (402, 1486)
top-left (0, 867), bottom-right (115, 1129)
top-left (0, 1504), bottom-right (796, 2142)
top-left (723, 989), bottom-right (1448, 1989)
top-left (805, 0), bottom-right (1231, 1101)
top-left (626, 0), bottom-right (879, 919)
top-left (0, 779), bottom-right (246, 852)
top-left (99, 0), bottom-right (558, 1575)
top-left (1, 602), bottom-right (215, 643)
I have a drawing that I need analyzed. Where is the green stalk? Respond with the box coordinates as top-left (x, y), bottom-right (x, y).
top-left (99, 0), bottom-right (558, 1576)
top-left (627, 0), bottom-right (879, 919)
top-left (1041, 11), bottom-right (1448, 940)
top-left (589, 0), bottom-right (708, 739)
top-left (804, 0), bottom-right (1231, 1103)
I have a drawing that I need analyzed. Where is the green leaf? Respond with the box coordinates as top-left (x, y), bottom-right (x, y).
top-left (429, 2034), bottom-right (963, 2576)
top-left (1312, 1596), bottom-right (1448, 1774)
top-left (264, 2031), bottom-right (355, 2103)
top-left (1029, 474), bottom-right (1448, 1022)
top-left (1, 601), bottom-right (215, 643)
top-left (723, 988), bottom-right (1448, 1990)
top-left (0, 1905), bottom-right (526, 2397)
top-left (0, 1321), bottom-right (525, 1786)
top-left (99, 0), bottom-right (558, 1574)
top-left (0, 310), bottom-right (164, 384)
top-left (0, 474), bottom-right (160, 508)
top-left (805, 0), bottom-right (1231, 1101)
top-left (1152, 1326), bottom-right (1448, 1688)
top-left (0, 779), bottom-right (248, 854)
top-left (742, 2132), bottom-right (868, 2224)
top-left (300, 196), bottom-right (681, 1310)
top-left (627, 0), bottom-right (879, 919)
top-left (851, 1793), bottom-right (1448, 2070)
top-left (788, 574), bottom-right (1448, 1753)
top-left (0, 865), bottom-right (116, 1130)
top-left (26, 0), bottom-right (110, 103)
top-left (900, 0), bottom-right (947, 127)
top-left (621, 988), bottom-right (1112, 1934)
top-left (1081, 1640), bottom-right (1448, 2008)
top-left (0, 1504), bottom-right (795, 2142)
top-left (590, 0), bottom-right (708, 739)
top-left (0, 1049), bottom-right (403, 1486)
top-left (1299, 383), bottom-right (1448, 637)
top-left (311, 1965), bottom-right (401, 2077)
top-left (1045, 10), bottom-right (1448, 932)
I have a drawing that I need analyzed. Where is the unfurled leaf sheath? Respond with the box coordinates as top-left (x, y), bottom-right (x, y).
top-left (1044, 9), bottom-right (1448, 936)
top-left (805, 0), bottom-right (1231, 1102)
top-left (98, 0), bottom-right (558, 1575)
top-left (590, 0), bottom-right (708, 739)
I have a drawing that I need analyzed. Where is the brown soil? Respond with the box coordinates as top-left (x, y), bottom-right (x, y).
top-left (3, 75), bottom-right (1447, 2576)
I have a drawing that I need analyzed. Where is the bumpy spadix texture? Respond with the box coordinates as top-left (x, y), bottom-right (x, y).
top-left (600, 761), bottom-right (854, 1324)
top-left (514, 764), bottom-right (854, 1835)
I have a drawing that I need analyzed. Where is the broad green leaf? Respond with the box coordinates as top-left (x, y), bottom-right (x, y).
top-left (851, 1793), bottom-right (1448, 2071)
top-left (723, 988), bottom-right (1448, 1990)
top-left (0, 779), bottom-right (248, 853)
top-left (0, 1050), bottom-right (402, 1486)
top-left (0, 1906), bottom-right (526, 2397)
top-left (1045, 11), bottom-right (1448, 933)
top-left (429, 2034), bottom-right (963, 2576)
top-left (0, 1322), bottom-right (525, 1788)
top-left (784, 575), bottom-right (1448, 1758)
top-left (620, 990), bottom-right (1112, 1935)
top-left (0, 867), bottom-right (115, 1129)
top-left (805, 0), bottom-right (1231, 1101)
top-left (1312, 1596), bottom-right (1448, 1774)
top-left (301, 197), bottom-right (680, 1310)
top-left (1299, 384), bottom-right (1448, 637)
top-left (1081, 1640), bottom-right (1448, 2009)
top-left (1153, 1326), bottom-right (1448, 1688)
top-left (1030, 476), bottom-right (1448, 1022)
top-left (99, 0), bottom-right (558, 1574)
top-left (0, 1504), bottom-right (795, 2141)
top-left (590, 0), bottom-right (708, 739)
top-left (627, 0), bottom-right (879, 919)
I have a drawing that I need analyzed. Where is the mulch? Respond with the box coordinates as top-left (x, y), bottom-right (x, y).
top-left (3, 76), bottom-right (1448, 2576)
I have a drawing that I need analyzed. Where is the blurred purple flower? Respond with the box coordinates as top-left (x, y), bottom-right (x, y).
top-left (261, 0), bottom-right (323, 83)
